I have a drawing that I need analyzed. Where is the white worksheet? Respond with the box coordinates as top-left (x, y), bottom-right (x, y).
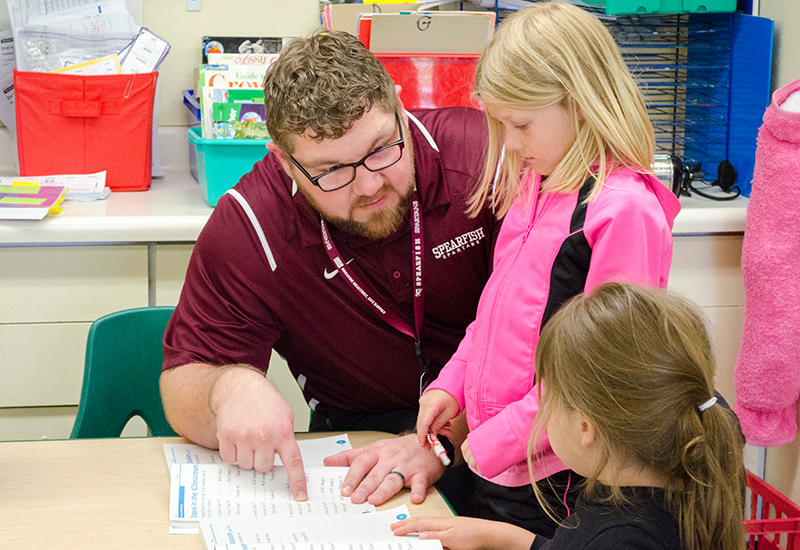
top-left (199, 506), bottom-right (417, 550)
top-left (163, 434), bottom-right (353, 469)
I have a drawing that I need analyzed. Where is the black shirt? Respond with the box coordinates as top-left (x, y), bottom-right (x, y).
top-left (531, 486), bottom-right (682, 550)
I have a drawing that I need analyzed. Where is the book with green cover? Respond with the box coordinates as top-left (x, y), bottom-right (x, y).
top-left (212, 121), bottom-right (270, 140)
top-left (199, 87), bottom-right (265, 138)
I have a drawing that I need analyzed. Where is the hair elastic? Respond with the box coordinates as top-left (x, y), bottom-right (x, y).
top-left (698, 396), bottom-right (717, 412)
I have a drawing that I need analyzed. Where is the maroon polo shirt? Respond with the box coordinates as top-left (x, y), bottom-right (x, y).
top-left (163, 107), bottom-right (499, 414)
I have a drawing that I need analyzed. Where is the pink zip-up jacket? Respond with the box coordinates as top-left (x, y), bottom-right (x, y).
top-left (427, 166), bottom-right (681, 487)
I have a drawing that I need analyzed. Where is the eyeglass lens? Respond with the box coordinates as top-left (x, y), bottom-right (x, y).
top-left (316, 142), bottom-right (403, 191)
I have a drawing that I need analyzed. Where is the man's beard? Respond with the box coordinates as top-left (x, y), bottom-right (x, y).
top-left (325, 182), bottom-right (414, 239)
top-left (299, 169), bottom-right (416, 240)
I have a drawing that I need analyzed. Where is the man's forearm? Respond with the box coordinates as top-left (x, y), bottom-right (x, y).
top-left (159, 362), bottom-right (264, 449)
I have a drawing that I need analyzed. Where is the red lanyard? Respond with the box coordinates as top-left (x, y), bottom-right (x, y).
top-left (320, 190), bottom-right (429, 394)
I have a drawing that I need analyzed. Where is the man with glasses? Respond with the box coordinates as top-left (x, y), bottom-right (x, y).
top-left (161, 31), bottom-right (498, 511)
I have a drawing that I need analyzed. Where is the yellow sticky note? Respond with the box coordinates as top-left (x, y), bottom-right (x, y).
top-left (0, 196), bottom-right (46, 205)
top-left (0, 185), bottom-right (38, 194)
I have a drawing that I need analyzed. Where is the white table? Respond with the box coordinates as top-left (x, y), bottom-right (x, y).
top-left (0, 432), bottom-right (453, 550)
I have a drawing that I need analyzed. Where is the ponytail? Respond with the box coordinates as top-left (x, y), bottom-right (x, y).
top-left (531, 283), bottom-right (746, 550)
top-left (668, 400), bottom-right (745, 550)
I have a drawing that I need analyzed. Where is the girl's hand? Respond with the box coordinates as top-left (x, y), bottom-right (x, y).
top-left (416, 390), bottom-right (460, 447)
top-left (391, 516), bottom-right (535, 550)
top-left (460, 438), bottom-right (483, 476)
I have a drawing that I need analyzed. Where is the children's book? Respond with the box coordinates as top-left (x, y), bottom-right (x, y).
top-left (212, 101), bottom-right (268, 139)
top-left (198, 64), bottom-right (270, 89)
top-left (207, 52), bottom-right (280, 66)
top-left (212, 120), bottom-right (270, 140)
top-left (203, 36), bottom-right (290, 63)
top-left (0, 182), bottom-right (67, 220)
top-left (209, 94), bottom-right (267, 140)
top-left (212, 101), bottom-right (265, 123)
top-left (199, 87), bottom-right (266, 139)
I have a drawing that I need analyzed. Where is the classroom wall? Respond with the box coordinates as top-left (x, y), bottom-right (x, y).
top-left (761, 0), bottom-right (800, 90)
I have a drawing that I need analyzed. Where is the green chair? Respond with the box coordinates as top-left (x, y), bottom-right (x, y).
top-left (70, 306), bottom-right (178, 438)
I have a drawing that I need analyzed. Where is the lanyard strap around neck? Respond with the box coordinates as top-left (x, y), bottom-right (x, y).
top-left (320, 190), bottom-right (429, 392)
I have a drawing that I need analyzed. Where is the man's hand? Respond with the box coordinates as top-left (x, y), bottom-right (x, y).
top-left (416, 389), bottom-right (460, 447)
top-left (323, 433), bottom-right (445, 506)
top-left (391, 516), bottom-right (536, 550)
top-left (161, 363), bottom-right (309, 501)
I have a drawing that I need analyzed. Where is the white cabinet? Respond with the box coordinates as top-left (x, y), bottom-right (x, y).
top-left (669, 235), bottom-right (745, 405)
top-left (154, 243), bottom-right (194, 306)
top-left (0, 245), bottom-right (148, 440)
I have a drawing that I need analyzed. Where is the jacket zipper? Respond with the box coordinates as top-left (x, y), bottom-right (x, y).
top-left (474, 193), bottom-right (541, 424)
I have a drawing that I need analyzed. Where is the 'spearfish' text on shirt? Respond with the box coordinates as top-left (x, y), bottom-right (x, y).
top-left (432, 228), bottom-right (486, 259)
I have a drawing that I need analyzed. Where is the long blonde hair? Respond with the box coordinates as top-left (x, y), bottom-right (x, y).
top-left (469, 1), bottom-right (655, 217)
top-left (532, 283), bottom-right (745, 550)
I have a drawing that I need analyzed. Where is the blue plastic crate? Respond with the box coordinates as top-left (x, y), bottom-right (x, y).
top-left (187, 127), bottom-right (269, 206)
top-left (182, 89), bottom-right (201, 123)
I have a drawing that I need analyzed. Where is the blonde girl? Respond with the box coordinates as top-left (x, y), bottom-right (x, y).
top-left (415, 1), bottom-right (681, 536)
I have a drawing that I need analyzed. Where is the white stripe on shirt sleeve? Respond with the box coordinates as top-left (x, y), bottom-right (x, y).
top-left (225, 188), bottom-right (278, 272)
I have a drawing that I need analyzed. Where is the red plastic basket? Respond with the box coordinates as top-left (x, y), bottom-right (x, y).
top-left (746, 470), bottom-right (800, 550)
top-left (375, 53), bottom-right (481, 110)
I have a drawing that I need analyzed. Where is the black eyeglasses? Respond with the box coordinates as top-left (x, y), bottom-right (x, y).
top-left (287, 112), bottom-right (405, 192)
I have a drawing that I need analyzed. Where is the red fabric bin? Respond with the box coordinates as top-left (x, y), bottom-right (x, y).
top-left (14, 70), bottom-right (158, 192)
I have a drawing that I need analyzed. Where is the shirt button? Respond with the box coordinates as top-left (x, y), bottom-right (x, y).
top-left (393, 271), bottom-right (402, 279)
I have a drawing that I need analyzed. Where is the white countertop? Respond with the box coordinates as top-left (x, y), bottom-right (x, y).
top-left (0, 127), bottom-right (747, 246)
top-left (673, 191), bottom-right (748, 236)
top-left (0, 170), bottom-right (213, 245)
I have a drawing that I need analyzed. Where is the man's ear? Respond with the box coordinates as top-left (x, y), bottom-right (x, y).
top-left (395, 84), bottom-right (407, 114)
top-left (578, 411), bottom-right (596, 448)
top-left (268, 142), bottom-right (294, 177)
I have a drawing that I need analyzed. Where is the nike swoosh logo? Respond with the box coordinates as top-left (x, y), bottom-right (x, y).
top-left (324, 258), bottom-right (354, 280)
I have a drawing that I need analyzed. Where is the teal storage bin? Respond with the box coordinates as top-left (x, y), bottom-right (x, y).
top-left (598, 0), bottom-right (735, 14)
top-left (187, 127), bottom-right (269, 206)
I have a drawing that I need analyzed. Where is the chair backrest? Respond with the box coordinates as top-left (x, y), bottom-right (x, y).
top-left (70, 306), bottom-right (178, 438)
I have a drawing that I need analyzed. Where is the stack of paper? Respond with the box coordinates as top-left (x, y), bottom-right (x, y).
top-left (163, 435), bottom-right (376, 536)
top-left (0, 182), bottom-right (67, 220)
top-left (0, 172), bottom-right (110, 202)
top-left (200, 506), bottom-right (442, 550)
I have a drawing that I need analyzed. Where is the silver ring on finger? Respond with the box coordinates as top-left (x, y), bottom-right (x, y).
top-left (388, 470), bottom-right (406, 486)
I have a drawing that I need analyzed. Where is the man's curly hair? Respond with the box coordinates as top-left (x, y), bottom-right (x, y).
top-left (263, 30), bottom-right (398, 153)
